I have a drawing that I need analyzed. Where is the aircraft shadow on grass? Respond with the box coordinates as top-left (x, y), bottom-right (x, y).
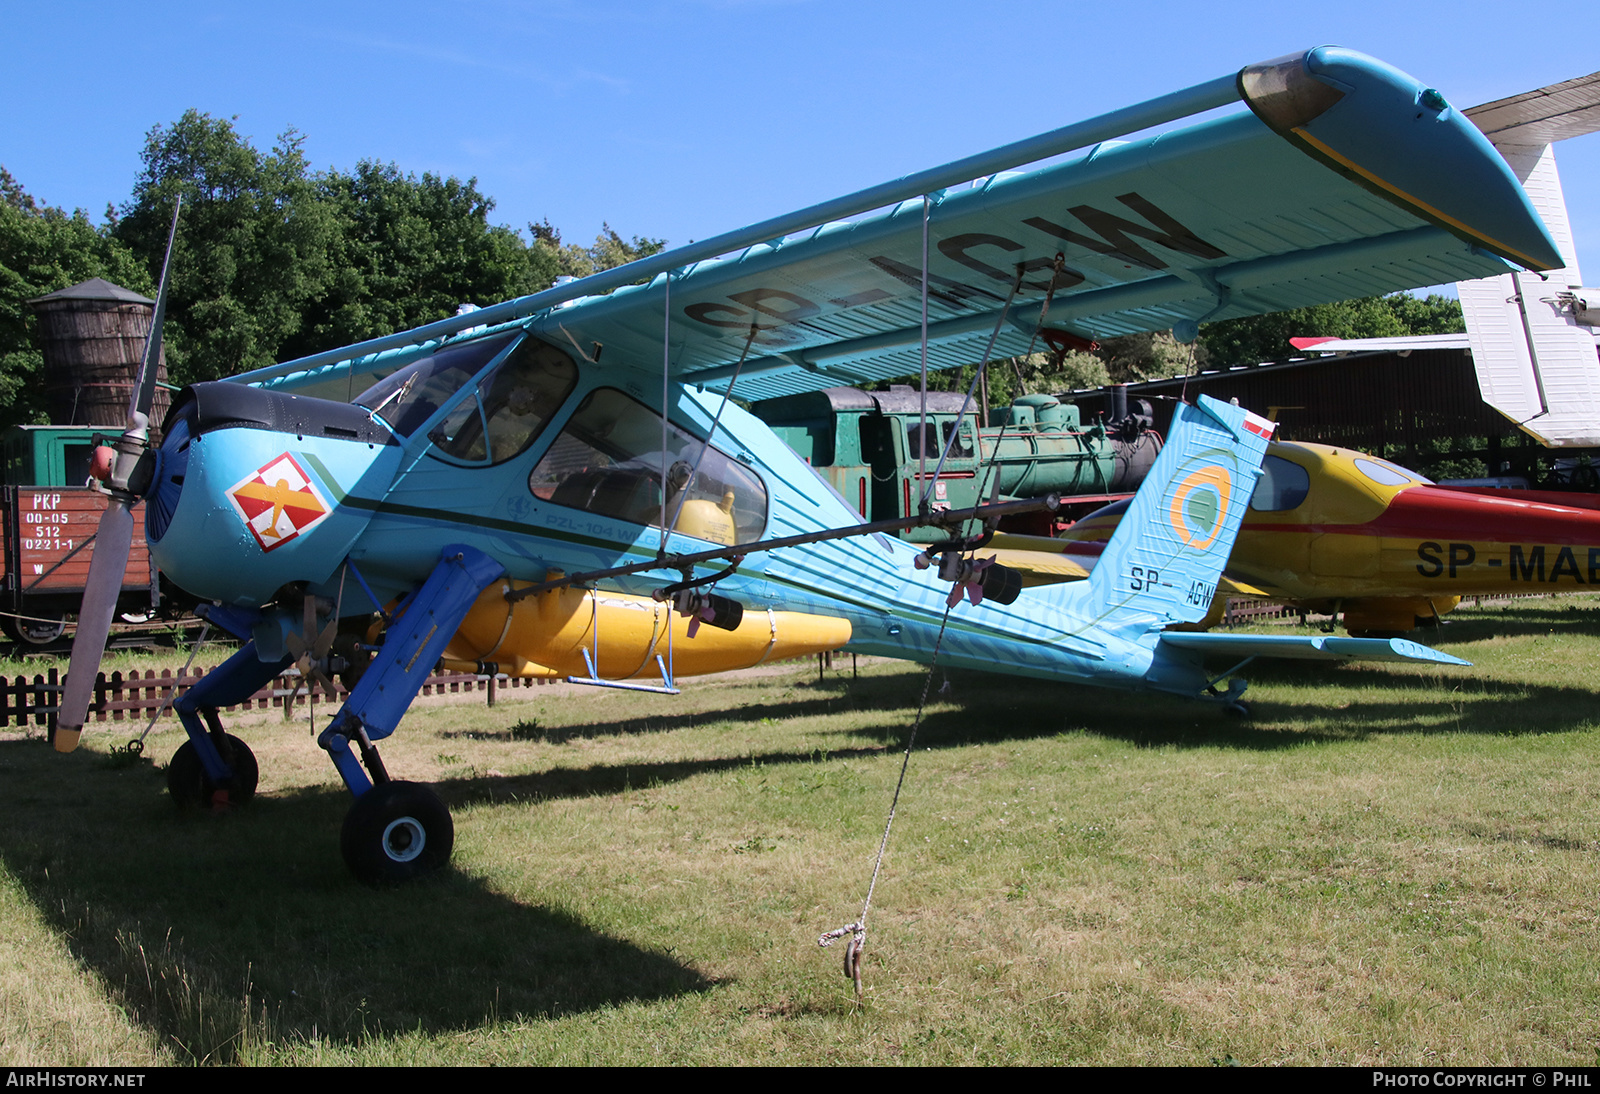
top-left (0, 739), bottom-right (711, 1062)
top-left (431, 648), bottom-right (1598, 801)
top-left (1422, 601), bottom-right (1600, 642)
top-left (907, 671), bottom-right (1595, 750)
top-left (3, 599), bottom-right (1588, 1057)
top-left (441, 670), bottom-right (943, 745)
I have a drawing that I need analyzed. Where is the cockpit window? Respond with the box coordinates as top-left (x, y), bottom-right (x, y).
top-left (427, 338), bottom-right (578, 464)
top-left (354, 332), bottom-right (519, 437)
top-left (529, 387), bottom-right (768, 545)
top-left (1355, 457), bottom-right (1429, 487)
top-left (1250, 455), bottom-right (1311, 512)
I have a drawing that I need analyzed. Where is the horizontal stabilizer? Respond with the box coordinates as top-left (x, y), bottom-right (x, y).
top-left (1159, 631), bottom-right (1470, 666)
top-left (983, 534), bottom-right (1097, 586)
top-left (1467, 69), bottom-right (1600, 148)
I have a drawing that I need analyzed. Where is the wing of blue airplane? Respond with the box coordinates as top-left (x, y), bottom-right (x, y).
top-left (239, 47), bottom-right (1560, 405)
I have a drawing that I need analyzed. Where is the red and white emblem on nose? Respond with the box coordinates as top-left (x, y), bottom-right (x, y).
top-left (225, 453), bottom-right (331, 552)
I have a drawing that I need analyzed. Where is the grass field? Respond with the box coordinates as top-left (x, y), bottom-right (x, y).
top-left (3, 596), bottom-right (1599, 1065)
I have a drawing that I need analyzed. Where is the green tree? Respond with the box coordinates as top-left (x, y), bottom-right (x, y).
top-left (116, 113), bottom-right (578, 382)
top-left (289, 161), bottom-right (559, 359)
top-left (1093, 330), bottom-right (1200, 383)
top-left (0, 169), bottom-right (153, 429)
top-left (531, 220), bottom-right (666, 279)
top-left (890, 328), bottom-right (1196, 412)
top-left (114, 110), bottom-right (338, 384)
top-left (921, 295), bottom-right (1458, 405)
top-left (1198, 293), bottom-right (1464, 367)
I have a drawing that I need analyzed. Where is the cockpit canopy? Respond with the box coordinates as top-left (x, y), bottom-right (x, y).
top-left (352, 332), bottom-right (769, 546)
top-left (355, 332), bottom-right (519, 437)
top-left (355, 333), bottom-right (580, 466)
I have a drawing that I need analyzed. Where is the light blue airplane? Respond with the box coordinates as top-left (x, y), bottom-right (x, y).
top-left (58, 48), bottom-right (1557, 883)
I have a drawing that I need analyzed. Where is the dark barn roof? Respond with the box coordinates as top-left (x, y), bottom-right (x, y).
top-left (1060, 345), bottom-right (1600, 485)
top-left (26, 277), bottom-right (154, 307)
top-left (1113, 347), bottom-right (1515, 456)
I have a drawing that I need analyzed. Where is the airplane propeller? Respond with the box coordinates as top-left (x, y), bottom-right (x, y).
top-left (55, 198), bottom-right (181, 752)
top-left (285, 596), bottom-right (341, 711)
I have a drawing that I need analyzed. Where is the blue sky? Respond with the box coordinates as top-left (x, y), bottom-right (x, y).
top-left (5, 0), bottom-right (1597, 282)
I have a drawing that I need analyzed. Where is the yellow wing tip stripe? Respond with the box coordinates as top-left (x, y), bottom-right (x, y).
top-left (1291, 128), bottom-right (1552, 271)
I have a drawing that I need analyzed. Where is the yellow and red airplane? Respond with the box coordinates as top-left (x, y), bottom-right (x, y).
top-left (987, 440), bottom-right (1600, 635)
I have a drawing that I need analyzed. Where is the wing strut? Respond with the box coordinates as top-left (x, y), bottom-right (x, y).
top-left (918, 193), bottom-right (932, 498)
top-left (918, 262), bottom-right (1027, 507)
top-left (659, 273), bottom-right (673, 558)
top-left (668, 321), bottom-right (761, 533)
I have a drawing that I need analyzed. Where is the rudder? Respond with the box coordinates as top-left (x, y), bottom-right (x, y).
top-left (1084, 395), bottom-right (1274, 630)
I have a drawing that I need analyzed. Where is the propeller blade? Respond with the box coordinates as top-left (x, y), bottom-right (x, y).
top-left (132, 197), bottom-right (181, 423)
top-left (56, 198), bottom-right (181, 753)
top-left (288, 600), bottom-right (341, 702)
top-left (55, 501), bottom-right (134, 751)
top-left (313, 616), bottom-right (337, 658)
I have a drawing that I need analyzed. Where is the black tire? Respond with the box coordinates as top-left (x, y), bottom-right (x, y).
top-left (2, 611), bottom-right (66, 646)
top-left (166, 734), bottom-right (259, 807)
top-left (1222, 700), bottom-right (1254, 719)
top-left (341, 781), bottom-right (454, 884)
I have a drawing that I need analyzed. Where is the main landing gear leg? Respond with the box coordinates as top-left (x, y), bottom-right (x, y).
top-left (170, 642), bottom-right (292, 809)
top-left (316, 545), bottom-right (506, 883)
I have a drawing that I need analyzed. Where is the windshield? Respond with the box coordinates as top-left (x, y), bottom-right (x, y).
top-left (1250, 454), bottom-right (1311, 512)
top-left (1355, 456), bottom-right (1430, 487)
top-left (530, 387), bottom-right (768, 545)
top-left (355, 332), bottom-right (519, 437)
top-left (428, 338), bottom-right (578, 465)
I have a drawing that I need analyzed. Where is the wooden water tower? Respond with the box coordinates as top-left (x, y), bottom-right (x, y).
top-left (25, 277), bottom-right (171, 435)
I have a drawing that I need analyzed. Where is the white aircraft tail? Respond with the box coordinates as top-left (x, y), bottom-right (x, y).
top-left (1460, 76), bottom-right (1600, 447)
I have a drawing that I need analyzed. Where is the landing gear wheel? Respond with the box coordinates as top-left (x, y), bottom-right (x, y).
top-left (1222, 700), bottom-right (1254, 719)
top-left (2, 611), bottom-right (66, 646)
top-left (341, 781), bottom-right (453, 884)
top-left (166, 734), bottom-right (259, 807)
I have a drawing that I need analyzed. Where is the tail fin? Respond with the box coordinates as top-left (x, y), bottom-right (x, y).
top-left (1457, 142), bottom-right (1600, 447)
top-left (1084, 395), bottom-right (1274, 631)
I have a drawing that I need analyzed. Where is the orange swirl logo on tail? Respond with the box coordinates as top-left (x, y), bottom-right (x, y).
top-left (1168, 466), bottom-right (1230, 551)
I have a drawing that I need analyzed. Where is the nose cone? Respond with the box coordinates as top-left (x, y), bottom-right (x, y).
top-left (149, 383), bottom-right (400, 606)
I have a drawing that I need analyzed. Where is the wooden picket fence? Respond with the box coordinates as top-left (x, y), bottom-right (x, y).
top-left (0, 665), bottom-right (560, 733)
top-left (0, 593), bottom-right (1541, 734)
top-left (1220, 599), bottom-right (1300, 625)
